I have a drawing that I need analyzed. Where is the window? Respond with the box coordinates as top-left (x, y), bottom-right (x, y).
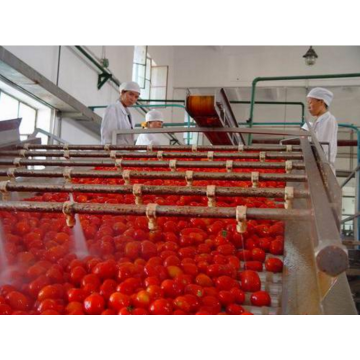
top-left (132, 46), bottom-right (168, 101)
top-left (0, 90), bottom-right (37, 140)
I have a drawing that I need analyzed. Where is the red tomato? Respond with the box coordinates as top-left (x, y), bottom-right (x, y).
top-left (146, 285), bottom-right (164, 300)
top-left (6, 291), bottom-right (31, 311)
top-left (239, 270), bottom-right (261, 292)
top-left (92, 260), bottom-right (117, 280)
top-left (230, 288), bottom-right (245, 304)
top-left (269, 240), bottom-right (284, 255)
top-left (149, 299), bottom-right (173, 315)
top-left (0, 304), bottom-right (13, 315)
top-left (67, 288), bottom-right (89, 303)
top-left (185, 284), bottom-right (204, 298)
top-left (109, 292), bottom-right (131, 311)
top-left (215, 276), bottom-right (237, 291)
top-left (250, 291), bottom-right (271, 307)
top-left (251, 248), bottom-right (266, 262)
top-left (38, 285), bottom-right (64, 302)
top-left (167, 266), bottom-right (183, 279)
top-left (124, 241), bottom-right (141, 260)
top-left (218, 291), bottom-right (236, 306)
top-left (81, 274), bottom-right (101, 293)
top-left (265, 258), bottom-right (283, 273)
top-left (141, 241), bottom-right (157, 260)
top-left (243, 261), bottom-right (263, 272)
top-left (83, 293), bottom-right (105, 315)
top-left (133, 290), bottom-right (151, 309)
top-left (70, 266), bottom-right (87, 285)
top-left (173, 296), bottom-right (192, 313)
top-left (195, 274), bottom-right (213, 287)
top-left (99, 279), bottom-right (118, 300)
top-left (161, 279), bottom-right (183, 298)
top-left (226, 304), bottom-right (244, 315)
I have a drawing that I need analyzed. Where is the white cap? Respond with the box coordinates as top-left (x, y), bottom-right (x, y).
top-left (307, 87), bottom-right (334, 106)
top-left (146, 109), bottom-right (164, 123)
top-left (119, 81), bottom-right (141, 94)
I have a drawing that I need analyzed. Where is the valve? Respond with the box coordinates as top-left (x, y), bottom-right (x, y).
top-left (157, 151), bottom-right (163, 160)
top-left (285, 160), bottom-right (293, 174)
top-left (19, 149), bottom-right (26, 157)
top-left (63, 167), bottom-right (73, 183)
top-left (226, 160), bottom-right (233, 173)
top-left (236, 206), bottom-right (247, 233)
top-left (133, 184), bottom-right (143, 205)
top-left (238, 144), bottom-right (244, 152)
top-left (63, 143), bottom-right (69, 151)
top-left (104, 144), bottom-right (111, 151)
top-left (115, 159), bottom-right (123, 171)
top-left (259, 152), bottom-right (266, 162)
top-left (122, 170), bottom-right (131, 185)
top-left (286, 145), bottom-right (292, 152)
top-left (206, 185), bottom-right (216, 207)
top-left (192, 144), bottom-right (197, 152)
top-left (169, 159), bottom-right (177, 172)
top-left (110, 150), bottom-right (117, 159)
top-left (6, 168), bottom-right (16, 179)
top-left (207, 151), bottom-right (214, 161)
top-left (0, 181), bottom-right (10, 201)
top-left (146, 203), bottom-right (158, 231)
top-left (251, 172), bottom-right (259, 188)
top-left (185, 170), bottom-right (194, 186)
top-left (285, 186), bottom-right (294, 209)
top-left (13, 158), bottom-right (22, 167)
top-left (147, 144), bottom-right (153, 152)
top-left (62, 201), bottom-right (76, 228)
top-left (63, 150), bottom-right (70, 159)
top-left (23, 143), bottom-right (30, 150)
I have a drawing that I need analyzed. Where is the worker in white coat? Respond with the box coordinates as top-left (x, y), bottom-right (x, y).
top-left (136, 109), bottom-right (169, 146)
top-left (101, 81), bottom-right (140, 145)
top-left (303, 87), bottom-right (338, 174)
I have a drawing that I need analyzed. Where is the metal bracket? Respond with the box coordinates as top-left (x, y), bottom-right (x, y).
top-left (169, 159), bottom-right (177, 172)
top-left (207, 185), bottom-right (216, 207)
top-left (236, 206), bottom-right (247, 233)
top-left (110, 150), bottom-right (117, 159)
top-left (146, 203), bottom-right (158, 231)
top-left (147, 144), bottom-right (153, 152)
top-left (104, 144), bottom-right (111, 151)
top-left (0, 180), bottom-right (10, 201)
top-left (192, 144), bottom-right (197, 152)
top-left (207, 151), bottom-right (214, 161)
top-left (286, 145), bottom-right (292, 152)
top-left (259, 152), bottom-right (266, 162)
top-left (63, 143), bottom-right (69, 151)
top-left (226, 160), bottom-right (233, 173)
top-left (285, 160), bottom-right (293, 174)
top-left (251, 172), bottom-right (259, 188)
top-left (122, 170), bottom-right (131, 185)
top-left (23, 143), bottom-right (30, 150)
top-left (185, 170), bottom-right (194, 186)
top-left (98, 72), bottom-right (112, 90)
top-left (285, 186), bottom-right (294, 209)
top-left (62, 201), bottom-right (76, 228)
top-left (238, 144), bottom-right (244, 152)
top-left (157, 151), bottom-right (163, 160)
top-left (133, 184), bottom-right (143, 205)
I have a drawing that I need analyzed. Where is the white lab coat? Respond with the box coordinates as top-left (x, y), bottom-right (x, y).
top-left (302, 111), bottom-right (338, 173)
top-left (101, 100), bottom-right (134, 145)
top-left (136, 133), bottom-right (170, 146)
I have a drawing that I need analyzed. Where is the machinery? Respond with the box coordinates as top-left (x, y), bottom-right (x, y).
top-left (0, 99), bottom-right (356, 315)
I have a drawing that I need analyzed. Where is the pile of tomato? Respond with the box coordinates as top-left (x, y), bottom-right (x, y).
top-left (0, 156), bottom-right (285, 315)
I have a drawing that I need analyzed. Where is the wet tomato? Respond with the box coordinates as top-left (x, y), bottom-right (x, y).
top-left (83, 293), bottom-right (105, 315)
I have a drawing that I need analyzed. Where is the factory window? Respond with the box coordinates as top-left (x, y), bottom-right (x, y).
top-left (132, 46), bottom-right (167, 100)
top-left (0, 90), bottom-right (37, 140)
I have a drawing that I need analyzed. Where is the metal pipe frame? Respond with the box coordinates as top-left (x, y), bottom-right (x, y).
top-left (0, 200), bottom-right (311, 221)
top-left (1, 181), bottom-right (310, 199)
top-left (0, 150), bottom-right (303, 161)
top-left (0, 168), bottom-right (307, 182)
top-left (0, 158), bottom-right (306, 170)
top-left (300, 137), bottom-right (348, 277)
top-left (16, 144), bottom-right (302, 152)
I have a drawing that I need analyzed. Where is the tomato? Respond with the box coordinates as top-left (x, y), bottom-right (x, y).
top-left (182, 263), bottom-right (199, 277)
top-left (269, 240), bottom-right (284, 255)
top-left (230, 288), bottom-right (245, 304)
top-left (243, 261), bottom-right (263, 272)
top-left (67, 288), bottom-right (89, 303)
top-left (117, 278), bottom-right (142, 295)
top-left (28, 276), bottom-right (51, 299)
top-left (201, 296), bottom-right (221, 315)
top-left (161, 279), bottom-right (183, 298)
top-left (124, 241), bottom-right (141, 260)
top-left (38, 285), bottom-right (64, 302)
top-left (195, 274), bottom-right (213, 287)
top-left (65, 301), bottom-right (83, 314)
top-left (250, 291), bottom-right (271, 307)
top-left (173, 296), bottom-right (192, 313)
top-left (40, 309), bottom-right (60, 315)
top-left (264, 258), bottom-right (283, 273)
top-left (217, 244), bottom-right (236, 256)
top-left (237, 250), bottom-right (252, 261)
top-left (163, 255), bottom-right (181, 267)
top-left (109, 292), bottom-right (131, 311)
top-left (215, 276), bottom-right (237, 291)
top-left (144, 277), bottom-right (160, 287)
top-left (226, 304), bottom-right (244, 315)
top-left (37, 299), bottom-right (63, 313)
top-left (99, 279), bottom-right (118, 300)
top-left (167, 266), bottom-right (183, 279)
top-left (83, 293), bottom-right (105, 315)
top-left (81, 274), bottom-right (101, 293)
top-left (149, 299), bottom-right (173, 315)
top-left (92, 260), bottom-right (117, 280)
top-left (102, 309), bottom-right (116, 315)
top-left (141, 241), bottom-right (157, 260)
top-left (133, 290), bottom-right (151, 309)
top-left (218, 291), bottom-right (236, 306)
top-left (70, 266), bottom-right (87, 285)
top-left (239, 270), bottom-right (261, 292)
top-left (6, 291), bottom-right (31, 311)
top-left (251, 248), bottom-right (266, 262)
top-left (146, 285), bottom-right (164, 300)
top-left (0, 304), bottom-right (13, 315)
